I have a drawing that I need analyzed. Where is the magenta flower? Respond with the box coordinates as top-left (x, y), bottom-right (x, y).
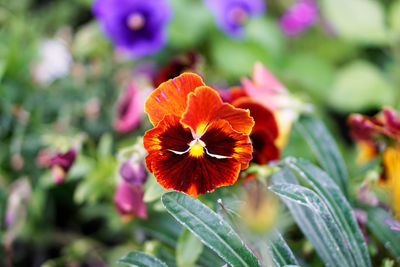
top-left (114, 179), bottom-right (147, 220)
top-left (46, 149), bottom-right (76, 184)
top-left (280, 0), bottom-right (318, 36)
top-left (92, 0), bottom-right (171, 58)
top-left (113, 82), bottom-right (150, 133)
top-left (204, 0), bottom-right (266, 37)
top-left (384, 218), bottom-right (400, 231)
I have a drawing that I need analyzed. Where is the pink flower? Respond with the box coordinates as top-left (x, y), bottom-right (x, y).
top-left (37, 149), bottom-right (76, 184)
top-left (113, 82), bottom-right (150, 133)
top-left (241, 62), bottom-right (306, 148)
top-left (49, 149), bottom-right (77, 184)
top-left (280, 0), bottom-right (319, 36)
top-left (114, 179), bottom-right (147, 220)
top-left (384, 218), bottom-right (400, 231)
top-left (241, 62), bottom-right (290, 111)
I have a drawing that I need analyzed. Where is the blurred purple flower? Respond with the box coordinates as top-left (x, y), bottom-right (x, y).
top-left (114, 82), bottom-right (150, 133)
top-left (280, 0), bottom-right (318, 36)
top-left (119, 158), bottom-right (148, 186)
top-left (92, 0), bottom-right (171, 58)
top-left (384, 218), bottom-right (400, 231)
top-left (48, 149), bottom-right (76, 184)
top-left (114, 179), bottom-right (147, 220)
top-left (205, 0), bottom-right (266, 37)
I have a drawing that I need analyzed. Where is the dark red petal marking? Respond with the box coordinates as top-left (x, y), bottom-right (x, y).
top-left (147, 151), bottom-right (242, 197)
top-left (202, 119), bottom-right (253, 169)
top-left (143, 115), bottom-right (193, 172)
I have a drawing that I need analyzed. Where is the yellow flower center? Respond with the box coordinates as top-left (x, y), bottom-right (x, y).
top-left (127, 13), bottom-right (145, 31)
top-left (189, 139), bottom-right (205, 157)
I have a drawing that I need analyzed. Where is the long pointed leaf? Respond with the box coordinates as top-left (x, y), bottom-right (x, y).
top-left (272, 168), bottom-right (336, 264)
top-left (270, 183), bottom-right (356, 267)
top-left (284, 158), bottom-right (371, 267)
top-left (162, 191), bottom-right (260, 267)
top-left (118, 251), bottom-right (168, 267)
top-left (295, 116), bottom-right (348, 194)
top-left (268, 230), bottom-right (299, 267)
top-left (366, 207), bottom-right (400, 262)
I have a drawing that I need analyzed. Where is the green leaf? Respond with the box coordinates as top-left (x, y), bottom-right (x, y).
top-left (98, 133), bottom-right (113, 159)
top-left (366, 207), bottom-right (400, 262)
top-left (137, 212), bottom-right (224, 267)
top-left (295, 116), bottom-right (348, 194)
top-left (176, 228), bottom-right (203, 267)
top-left (168, 0), bottom-right (211, 48)
top-left (284, 158), bottom-right (371, 267)
top-left (210, 35), bottom-right (272, 80)
top-left (269, 183), bottom-right (356, 267)
top-left (118, 251), bottom-right (168, 267)
top-left (328, 61), bottom-right (394, 112)
top-left (389, 1), bottom-right (400, 37)
top-left (162, 191), bottom-right (260, 267)
top-left (321, 0), bottom-right (388, 44)
top-left (268, 230), bottom-right (299, 267)
top-left (283, 53), bottom-right (335, 101)
top-left (143, 176), bottom-right (168, 203)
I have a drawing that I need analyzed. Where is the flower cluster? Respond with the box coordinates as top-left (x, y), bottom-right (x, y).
top-left (348, 107), bottom-right (400, 220)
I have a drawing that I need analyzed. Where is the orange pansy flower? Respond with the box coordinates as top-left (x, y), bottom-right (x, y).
top-left (143, 73), bottom-right (254, 197)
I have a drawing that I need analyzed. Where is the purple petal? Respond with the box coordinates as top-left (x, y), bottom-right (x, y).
top-left (384, 218), bottom-right (400, 231)
top-left (280, 0), bottom-right (319, 36)
top-left (92, 0), bottom-right (171, 58)
top-left (119, 159), bottom-right (147, 186)
top-left (205, 0), bottom-right (266, 37)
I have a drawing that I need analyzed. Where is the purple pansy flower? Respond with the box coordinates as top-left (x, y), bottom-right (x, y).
top-left (114, 179), bottom-right (147, 220)
top-left (280, 0), bottom-right (318, 36)
top-left (205, 0), bottom-right (266, 37)
top-left (119, 157), bottom-right (148, 186)
top-left (384, 218), bottom-right (400, 231)
top-left (92, 0), bottom-right (171, 58)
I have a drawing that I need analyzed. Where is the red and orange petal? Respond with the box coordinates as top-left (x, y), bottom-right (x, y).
top-left (181, 86), bottom-right (255, 136)
top-left (145, 73), bottom-right (205, 126)
top-left (232, 97), bottom-right (280, 165)
top-left (232, 97), bottom-right (278, 140)
top-left (143, 115), bottom-right (253, 197)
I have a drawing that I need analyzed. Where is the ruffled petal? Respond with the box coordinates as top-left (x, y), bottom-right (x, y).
top-left (181, 86), bottom-right (254, 136)
top-left (145, 73), bottom-right (205, 126)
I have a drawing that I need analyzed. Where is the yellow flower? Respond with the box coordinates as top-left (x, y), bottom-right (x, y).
top-left (381, 147), bottom-right (400, 218)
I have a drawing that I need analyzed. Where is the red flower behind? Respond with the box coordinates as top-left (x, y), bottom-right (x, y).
top-left (143, 73), bottom-right (254, 197)
top-left (220, 85), bottom-right (280, 165)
